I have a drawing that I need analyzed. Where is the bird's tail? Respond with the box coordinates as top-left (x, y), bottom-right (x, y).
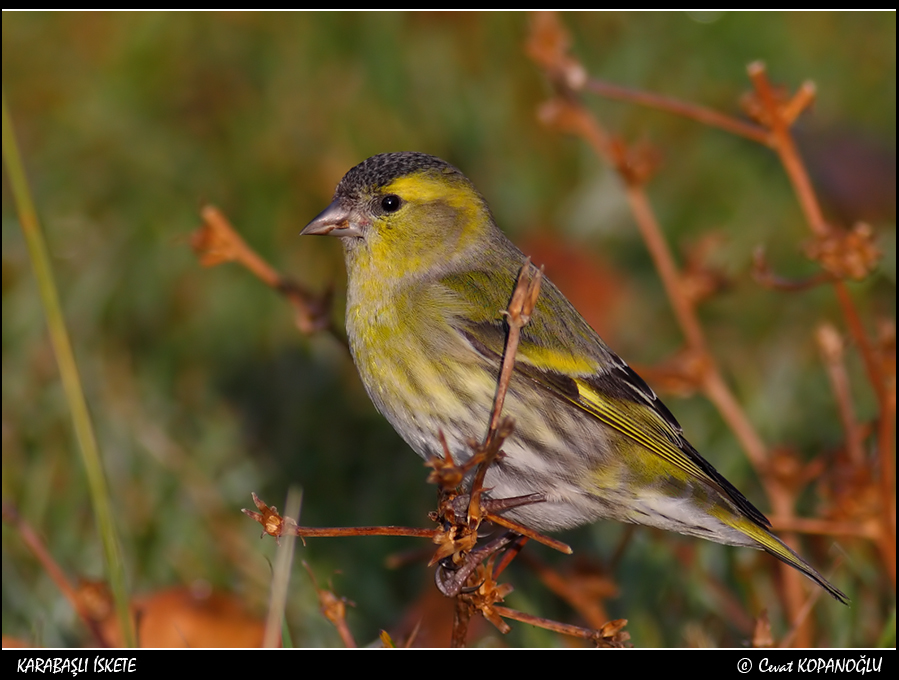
top-left (727, 516), bottom-right (849, 604)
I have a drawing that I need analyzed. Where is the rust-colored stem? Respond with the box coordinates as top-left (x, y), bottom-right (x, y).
top-left (559, 94), bottom-right (770, 472)
top-left (469, 262), bottom-right (543, 524)
top-left (817, 324), bottom-right (865, 465)
top-left (747, 63), bottom-right (894, 589)
top-left (451, 597), bottom-right (473, 648)
top-left (492, 605), bottom-right (628, 646)
top-left (747, 66), bottom-right (827, 237)
top-left (194, 206), bottom-right (346, 346)
top-left (2, 502), bottom-right (111, 647)
top-left (292, 525), bottom-right (438, 539)
top-left (585, 77), bottom-right (769, 144)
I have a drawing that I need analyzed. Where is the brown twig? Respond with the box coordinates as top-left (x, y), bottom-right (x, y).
top-left (303, 563), bottom-right (356, 648)
top-left (768, 516), bottom-right (879, 540)
top-left (491, 260), bottom-right (543, 437)
top-left (530, 15), bottom-right (769, 472)
top-left (243, 493), bottom-right (438, 542)
top-left (837, 280), bottom-right (896, 532)
top-left (492, 606), bottom-right (630, 647)
top-left (538, 31), bottom-right (893, 573)
top-left (778, 557), bottom-right (844, 649)
top-left (192, 205), bottom-right (346, 347)
top-left (817, 324), bottom-right (865, 465)
top-left (746, 65), bottom-right (826, 237)
top-left (465, 260), bottom-right (543, 529)
top-left (468, 259), bottom-right (544, 522)
top-left (486, 513), bottom-right (572, 554)
top-left (491, 535), bottom-right (529, 579)
top-left (445, 261), bottom-right (548, 645)
top-left (558, 40), bottom-right (894, 581)
top-left (291, 526), bottom-right (439, 539)
top-left (518, 552), bottom-right (616, 631)
top-left (528, 14), bottom-right (869, 643)
top-left (584, 78), bottom-right (769, 144)
top-left (746, 62), bottom-right (895, 588)
top-left (2, 501), bottom-right (111, 647)
top-left (751, 247), bottom-right (834, 292)
top-left (745, 65), bottom-right (887, 405)
top-left (451, 597), bottom-right (474, 648)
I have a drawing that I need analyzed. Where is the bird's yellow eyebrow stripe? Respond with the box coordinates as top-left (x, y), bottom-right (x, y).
top-left (385, 174), bottom-right (472, 208)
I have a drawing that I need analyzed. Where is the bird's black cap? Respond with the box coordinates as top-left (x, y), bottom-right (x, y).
top-left (336, 152), bottom-right (462, 199)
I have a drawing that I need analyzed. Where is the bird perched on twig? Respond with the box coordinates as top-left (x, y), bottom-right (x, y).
top-left (302, 151), bottom-right (848, 604)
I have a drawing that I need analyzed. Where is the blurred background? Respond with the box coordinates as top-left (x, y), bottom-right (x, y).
top-left (2, 12), bottom-right (895, 648)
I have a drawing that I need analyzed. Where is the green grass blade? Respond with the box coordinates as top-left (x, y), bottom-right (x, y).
top-left (2, 92), bottom-right (136, 648)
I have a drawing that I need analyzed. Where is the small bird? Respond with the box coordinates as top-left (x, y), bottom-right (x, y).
top-left (302, 151), bottom-right (848, 604)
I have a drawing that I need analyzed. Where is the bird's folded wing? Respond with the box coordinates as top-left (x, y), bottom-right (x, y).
top-left (452, 297), bottom-right (770, 530)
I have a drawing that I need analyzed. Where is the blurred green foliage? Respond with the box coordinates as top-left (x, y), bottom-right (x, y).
top-left (2, 11), bottom-right (894, 647)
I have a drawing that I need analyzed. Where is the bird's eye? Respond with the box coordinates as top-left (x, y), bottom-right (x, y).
top-left (380, 194), bottom-right (402, 213)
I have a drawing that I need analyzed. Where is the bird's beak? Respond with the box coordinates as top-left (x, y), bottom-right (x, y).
top-left (301, 201), bottom-right (364, 238)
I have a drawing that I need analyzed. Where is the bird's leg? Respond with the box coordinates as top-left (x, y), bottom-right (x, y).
top-left (435, 530), bottom-right (518, 597)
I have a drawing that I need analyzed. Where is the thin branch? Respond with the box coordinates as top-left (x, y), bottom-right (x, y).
top-left (528, 15), bottom-right (861, 640)
top-left (779, 557), bottom-right (843, 649)
top-left (584, 77), bottom-right (769, 144)
top-left (518, 551), bottom-right (615, 631)
top-left (451, 597), bottom-right (474, 648)
top-left (747, 64), bottom-right (828, 237)
top-left (767, 516), bottom-right (879, 540)
top-left (622, 181), bottom-right (708, 355)
top-left (486, 513), bottom-right (572, 554)
top-left (816, 324), bottom-right (865, 465)
top-left (746, 65), bottom-right (886, 403)
top-left (536, 64), bottom-right (770, 471)
top-left (752, 247), bottom-right (834, 292)
top-left (193, 206), bottom-right (347, 347)
top-left (291, 526), bottom-right (439, 539)
top-left (492, 606), bottom-right (630, 647)
top-left (304, 563), bottom-right (356, 648)
top-left (2, 502), bottom-right (112, 647)
top-left (491, 536), bottom-right (529, 579)
top-left (839, 290), bottom-right (896, 577)
top-left (488, 260), bottom-right (544, 441)
top-left (243, 493), bottom-right (438, 541)
top-left (468, 260), bottom-right (544, 525)
top-left (746, 62), bottom-right (894, 587)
